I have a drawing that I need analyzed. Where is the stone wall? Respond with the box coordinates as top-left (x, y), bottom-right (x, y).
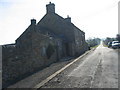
top-left (72, 25), bottom-right (87, 56)
top-left (2, 33), bottom-right (61, 88)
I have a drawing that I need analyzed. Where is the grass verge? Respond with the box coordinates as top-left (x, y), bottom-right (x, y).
top-left (102, 42), bottom-right (108, 47)
top-left (90, 45), bottom-right (99, 49)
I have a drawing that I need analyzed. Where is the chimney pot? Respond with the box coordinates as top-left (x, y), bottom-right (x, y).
top-left (65, 15), bottom-right (71, 23)
top-left (31, 19), bottom-right (36, 25)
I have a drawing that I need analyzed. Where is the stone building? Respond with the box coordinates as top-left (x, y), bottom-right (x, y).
top-left (2, 2), bottom-right (88, 88)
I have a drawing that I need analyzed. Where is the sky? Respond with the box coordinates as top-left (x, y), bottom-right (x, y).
top-left (0, 0), bottom-right (119, 45)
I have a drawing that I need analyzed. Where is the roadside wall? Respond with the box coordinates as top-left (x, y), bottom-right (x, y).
top-left (2, 35), bottom-right (60, 88)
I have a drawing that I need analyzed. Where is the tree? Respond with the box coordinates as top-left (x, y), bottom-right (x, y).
top-left (103, 37), bottom-right (116, 45)
top-left (86, 37), bottom-right (101, 47)
top-left (116, 34), bottom-right (120, 42)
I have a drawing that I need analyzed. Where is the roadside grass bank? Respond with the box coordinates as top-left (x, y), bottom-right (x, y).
top-left (102, 43), bottom-right (108, 47)
top-left (90, 45), bottom-right (99, 50)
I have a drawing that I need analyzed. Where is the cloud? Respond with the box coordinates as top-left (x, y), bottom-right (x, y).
top-left (0, 0), bottom-right (119, 44)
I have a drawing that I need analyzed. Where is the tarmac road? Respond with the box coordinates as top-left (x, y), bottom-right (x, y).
top-left (42, 42), bottom-right (118, 88)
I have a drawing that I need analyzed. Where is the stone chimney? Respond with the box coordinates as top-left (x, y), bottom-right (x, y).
top-left (65, 15), bottom-right (71, 23)
top-left (31, 19), bottom-right (36, 25)
top-left (46, 2), bottom-right (55, 14)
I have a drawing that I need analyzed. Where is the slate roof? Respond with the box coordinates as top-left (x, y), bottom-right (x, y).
top-left (16, 3), bottom-right (85, 43)
top-left (37, 13), bottom-right (75, 42)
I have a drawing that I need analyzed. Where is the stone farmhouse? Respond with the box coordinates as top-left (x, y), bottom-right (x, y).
top-left (2, 2), bottom-right (88, 87)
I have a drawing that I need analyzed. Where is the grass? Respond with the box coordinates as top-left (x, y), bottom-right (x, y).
top-left (102, 42), bottom-right (108, 47)
top-left (90, 45), bottom-right (99, 49)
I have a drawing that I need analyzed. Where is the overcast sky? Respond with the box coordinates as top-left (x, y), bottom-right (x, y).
top-left (0, 0), bottom-right (119, 45)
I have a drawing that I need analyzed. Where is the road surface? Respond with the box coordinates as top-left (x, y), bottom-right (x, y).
top-left (42, 42), bottom-right (118, 88)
